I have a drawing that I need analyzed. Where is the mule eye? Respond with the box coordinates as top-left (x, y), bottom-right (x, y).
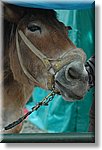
top-left (27, 24), bottom-right (41, 32)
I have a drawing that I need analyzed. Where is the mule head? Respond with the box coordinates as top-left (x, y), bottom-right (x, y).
top-left (4, 4), bottom-right (88, 101)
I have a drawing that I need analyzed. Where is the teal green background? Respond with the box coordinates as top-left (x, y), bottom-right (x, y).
top-left (26, 8), bottom-right (95, 133)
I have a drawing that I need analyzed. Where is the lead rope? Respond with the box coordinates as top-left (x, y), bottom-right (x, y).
top-left (2, 87), bottom-right (56, 131)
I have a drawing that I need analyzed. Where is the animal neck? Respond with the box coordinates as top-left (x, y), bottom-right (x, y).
top-left (3, 46), bottom-right (33, 133)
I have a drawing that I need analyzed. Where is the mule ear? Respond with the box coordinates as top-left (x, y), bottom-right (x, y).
top-left (4, 3), bottom-right (24, 23)
top-left (66, 26), bottom-right (72, 30)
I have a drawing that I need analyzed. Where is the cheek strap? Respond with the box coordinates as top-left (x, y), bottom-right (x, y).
top-left (16, 29), bottom-right (86, 90)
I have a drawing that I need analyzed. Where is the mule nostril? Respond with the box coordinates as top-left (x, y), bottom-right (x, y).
top-left (68, 67), bottom-right (79, 79)
top-left (65, 61), bottom-right (88, 81)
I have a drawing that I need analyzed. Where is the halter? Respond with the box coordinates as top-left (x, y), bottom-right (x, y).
top-left (1, 30), bottom-right (86, 132)
top-left (16, 29), bottom-right (86, 90)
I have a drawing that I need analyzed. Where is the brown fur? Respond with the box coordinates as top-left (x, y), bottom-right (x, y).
top-left (2, 4), bottom-right (84, 133)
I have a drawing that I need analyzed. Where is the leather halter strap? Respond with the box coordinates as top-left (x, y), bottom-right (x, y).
top-left (16, 30), bottom-right (57, 89)
top-left (18, 30), bottom-right (53, 71)
top-left (16, 30), bottom-right (86, 90)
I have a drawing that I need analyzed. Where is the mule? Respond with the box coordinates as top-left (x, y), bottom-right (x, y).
top-left (1, 3), bottom-right (88, 133)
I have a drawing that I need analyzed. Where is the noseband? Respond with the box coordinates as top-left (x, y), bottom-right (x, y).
top-left (16, 30), bottom-right (86, 90)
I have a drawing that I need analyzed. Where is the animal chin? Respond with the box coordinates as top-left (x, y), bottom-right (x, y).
top-left (55, 81), bottom-right (83, 102)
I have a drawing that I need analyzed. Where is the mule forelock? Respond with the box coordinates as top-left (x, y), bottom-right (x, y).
top-left (25, 8), bottom-right (57, 19)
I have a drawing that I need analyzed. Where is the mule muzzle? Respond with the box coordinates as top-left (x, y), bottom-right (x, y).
top-left (55, 61), bottom-right (88, 101)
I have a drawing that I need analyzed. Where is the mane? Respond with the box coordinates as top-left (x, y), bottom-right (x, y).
top-left (4, 20), bottom-right (16, 52)
top-left (4, 21), bottom-right (15, 85)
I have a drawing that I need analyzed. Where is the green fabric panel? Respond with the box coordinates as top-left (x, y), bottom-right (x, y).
top-left (57, 8), bottom-right (95, 58)
top-left (26, 8), bottom-right (95, 132)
